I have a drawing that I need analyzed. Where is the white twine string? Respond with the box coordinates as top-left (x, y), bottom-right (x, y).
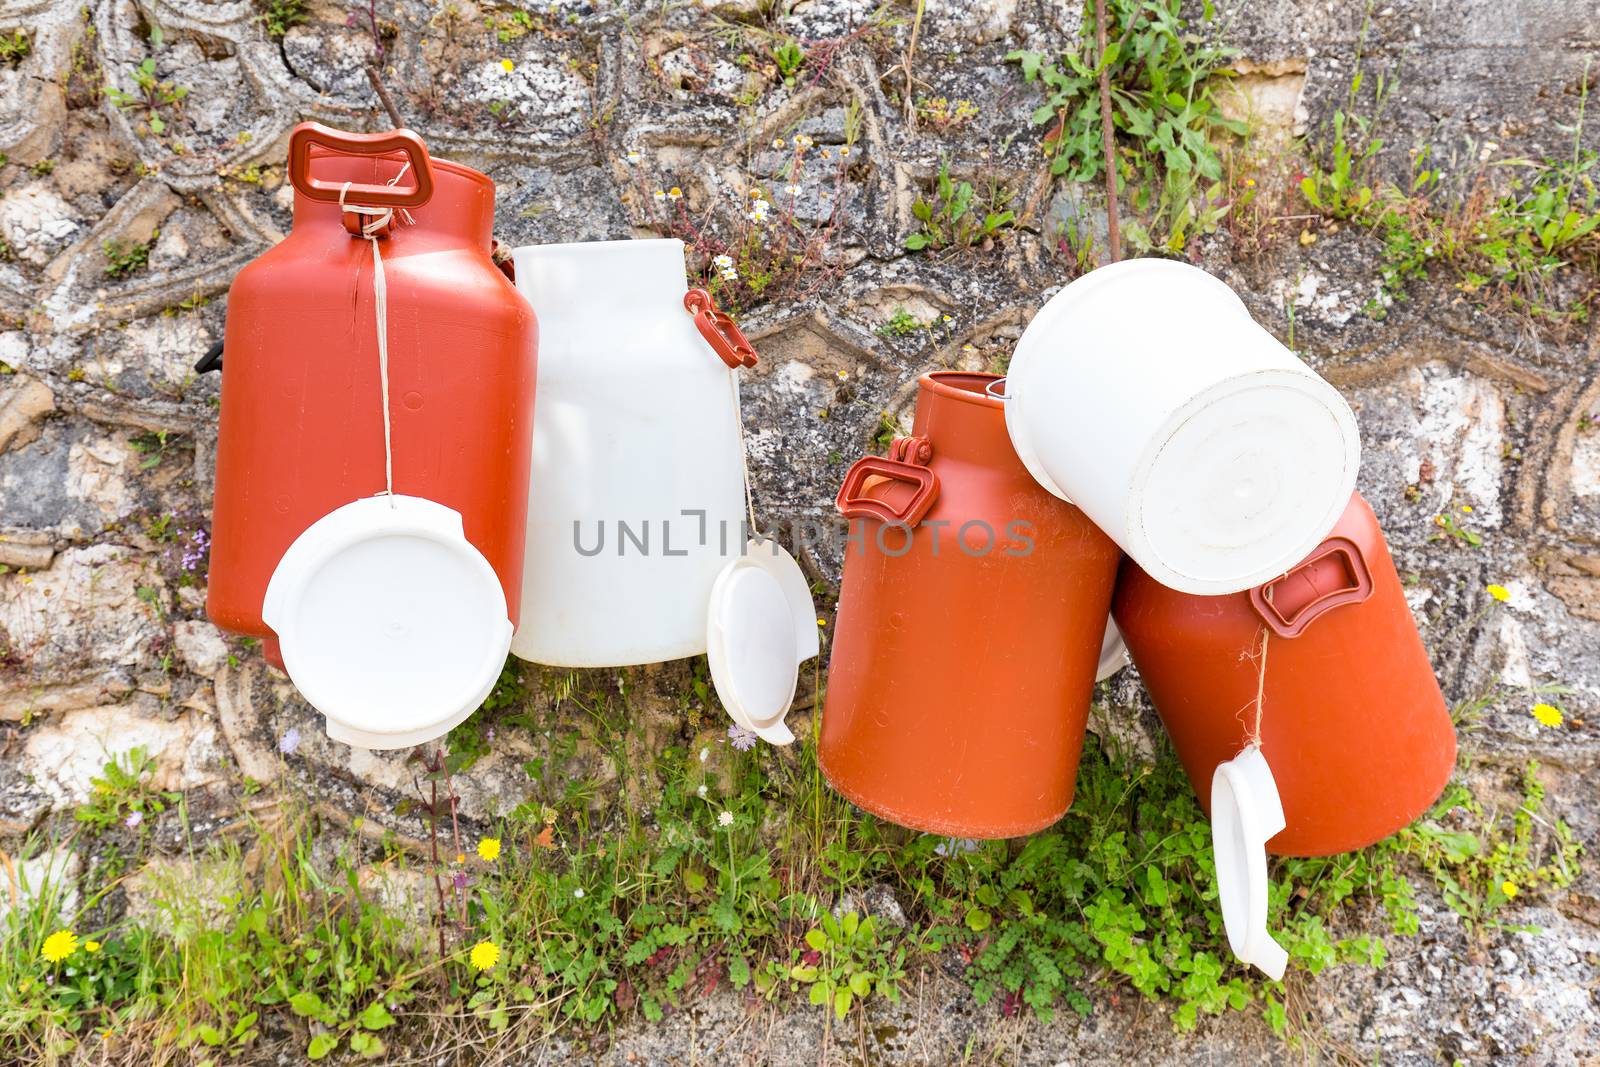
top-left (728, 370), bottom-right (759, 538)
top-left (1244, 626), bottom-right (1269, 746)
top-left (337, 163), bottom-right (412, 509)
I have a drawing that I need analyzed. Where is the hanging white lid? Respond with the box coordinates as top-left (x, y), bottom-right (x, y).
top-left (706, 538), bottom-right (818, 746)
top-left (262, 495), bottom-right (512, 750)
top-left (1210, 745), bottom-right (1289, 979)
top-left (1095, 617), bottom-right (1129, 682)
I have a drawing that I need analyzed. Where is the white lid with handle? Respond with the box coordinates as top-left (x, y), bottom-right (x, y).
top-left (706, 537), bottom-right (819, 746)
top-left (1210, 745), bottom-right (1290, 980)
top-left (262, 495), bottom-right (512, 750)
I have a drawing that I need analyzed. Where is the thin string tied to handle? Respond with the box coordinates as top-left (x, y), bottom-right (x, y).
top-left (728, 370), bottom-right (760, 540)
top-left (338, 163), bottom-right (412, 510)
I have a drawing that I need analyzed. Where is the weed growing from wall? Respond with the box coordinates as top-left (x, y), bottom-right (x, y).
top-left (1301, 36), bottom-right (1600, 323)
top-left (1007, 0), bottom-right (1245, 255)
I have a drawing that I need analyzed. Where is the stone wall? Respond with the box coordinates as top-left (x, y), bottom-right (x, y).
top-left (1, 0), bottom-right (1597, 1061)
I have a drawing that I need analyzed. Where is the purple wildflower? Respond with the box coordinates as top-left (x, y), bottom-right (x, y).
top-left (452, 870), bottom-right (473, 892)
top-left (125, 810), bottom-right (143, 829)
top-left (180, 527), bottom-right (211, 573)
top-left (726, 724), bottom-right (758, 752)
top-left (278, 726), bottom-right (302, 756)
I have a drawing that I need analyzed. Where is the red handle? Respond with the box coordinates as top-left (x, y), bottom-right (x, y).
top-left (835, 437), bottom-right (939, 527)
top-left (1249, 537), bottom-right (1374, 638)
top-left (685, 289), bottom-right (758, 368)
top-left (287, 122), bottom-right (435, 208)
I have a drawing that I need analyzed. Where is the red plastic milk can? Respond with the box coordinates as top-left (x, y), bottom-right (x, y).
top-left (207, 123), bottom-right (537, 659)
top-left (1112, 492), bottom-right (1456, 856)
top-left (820, 372), bottom-right (1122, 838)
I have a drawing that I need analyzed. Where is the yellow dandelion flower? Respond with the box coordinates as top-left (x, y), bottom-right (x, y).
top-left (1486, 584), bottom-right (1510, 602)
top-left (469, 940), bottom-right (501, 971)
top-left (1501, 880), bottom-right (1519, 899)
top-left (41, 930), bottom-right (78, 963)
top-left (455, 853), bottom-right (466, 864)
top-left (84, 940), bottom-right (101, 953)
top-left (816, 617), bottom-right (827, 626)
top-left (500, 59), bottom-right (514, 73)
top-left (1531, 703), bottom-right (1564, 728)
top-left (1245, 178), bottom-right (1256, 187)
top-left (477, 837), bottom-right (501, 862)
top-left (1460, 504), bottom-right (1474, 513)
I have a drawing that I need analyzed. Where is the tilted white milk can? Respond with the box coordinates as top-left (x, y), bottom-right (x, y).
top-left (510, 238), bottom-right (815, 743)
top-left (1000, 259), bottom-right (1361, 596)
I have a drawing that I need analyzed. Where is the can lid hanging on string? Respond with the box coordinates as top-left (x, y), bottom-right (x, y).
top-left (706, 537), bottom-right (818, 746)
top-left (262, 495), bottom-right (513, 750)
top-left (1210, 745), bottom-right (1289, 979)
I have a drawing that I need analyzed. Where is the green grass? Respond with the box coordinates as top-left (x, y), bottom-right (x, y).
top-left (0, 668), bottom-right (1582, 1062)
top-left (1300, 28), bottom-right (1600, 322)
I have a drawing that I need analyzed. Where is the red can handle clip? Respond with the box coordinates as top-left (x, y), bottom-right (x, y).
top-left (287, 122), bottom-right (436, 209)
top-left (1249, 536), bottom-right (1374, 638)
top-left (835, 437), bottom-right (939, 528)
top-left (685, 289), bottom-right (758, 369)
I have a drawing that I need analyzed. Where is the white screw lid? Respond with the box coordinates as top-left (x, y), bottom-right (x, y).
top-left (706, 538), bottom-right (819, 746)
top-left (261, 495), bottom-right (512, 750)
top-left (1210, 745), bottom-right (1289, 980)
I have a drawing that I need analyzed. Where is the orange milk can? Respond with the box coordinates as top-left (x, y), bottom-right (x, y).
top-left (207, 124), bottom-right (536, 663)
top-left (1112, 492), bottom-right (1456, 856)
top-left (819, 372), bottom-right (1121, 838)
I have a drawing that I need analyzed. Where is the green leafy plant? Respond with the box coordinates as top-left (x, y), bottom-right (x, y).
top-left (872, 411), bottom-right (903, 451)
top-left (128, 428), bottom-right (180, 468)
top-left (73, 748), bottom-right (180, 831)
top-left (1402, 761), bottom-right (1581, 928)
top-left (258, 0), bottom-right (307, 39)
top-left (0, 28), bottom-right (30, 65)
top-left (770, 39), bottom-right (805, 86)
top-left (1006, 0), bottom-right (1243, 255)
top-left (1432, 504), bottom-right (1483, 548)
top-left (444, 656), bottom-right (534, 772)
top-left (102, 235), bottom-right (153, 277)
top-left (906, 160), bottom-right (1015, 251)
top-left (876, 307), bottom-right (926, 338)
top-left (105, 51), bottom-right (189, 135)
top-left (774, 912), bottom-right (906, 1019)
